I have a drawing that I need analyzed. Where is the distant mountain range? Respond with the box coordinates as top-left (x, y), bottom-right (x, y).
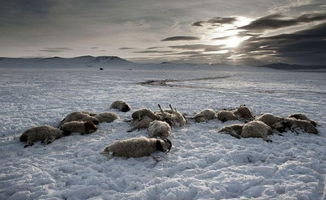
top-left (258, 63), bottom-right (326, 70)
top-left (0, 56), bottom-right (132, 68)
top-left (1, 57), bottom-right (326, 70)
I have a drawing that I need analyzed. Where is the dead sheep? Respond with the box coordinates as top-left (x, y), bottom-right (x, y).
top-left (217, 110), bottom-right (238, 122)
top-left (101, 137), bottom-right (172, 158)
top-left (128, 115), bottom-right (154, 132)
top-left (59, 111), bottom-right (99, 127)
top-left (217, 105), bottom-right (254, 122)
top-left (127, 109), bottom-right (160, 132)
top-left (95, 112), bottom-right (119, 123)
top-left (242, 121), bottom-right (273, 142)
top-left (193, 109), bottom-right (216, 123)
top-left (233, 105), bottom-right (254, 121)
top-left (20, 125), bottom-right (63, 147)
top-left (218, 121), bottom-right (272, 142)
top-left (272, 117), bottom-right (318, 134)
top-left (218, 124), bottom-right (243, 139)
top-left (288, 113), bottom-right (317, 126)
top-left (256, 113), bottom-right (283, 127)
top-left (157, 104), bottom-right (186, 127)
top-left (60, 121), bottom-right (98, 135)
top-left (131, 108), bottom-right (159, 121)
top-left (148, 120), bottom-right (172, 139)
top-left (110, 100), bottom-right (131, 112)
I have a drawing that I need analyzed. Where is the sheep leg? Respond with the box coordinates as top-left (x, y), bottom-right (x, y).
top-left (24, 140), bottom-right (34, 148)
top-left (228, 132), bottom-right (241, 139)
top-left (127, 127), bottom-right (137, 132)
top-left (44, 136), bottom-right (55, 144)
top-left (291, 127), bottom-right (300, 135)
top-left (263, 137), bottom-right (272, 143)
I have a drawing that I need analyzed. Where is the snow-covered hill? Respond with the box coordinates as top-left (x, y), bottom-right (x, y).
top-left (0, 56), bottom-right (132, 68)
top-left (0, 63), bottom-right (325, 200)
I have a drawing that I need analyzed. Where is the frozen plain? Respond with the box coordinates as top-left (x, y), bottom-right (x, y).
top-left (0, 62), bottom-right (325, 200)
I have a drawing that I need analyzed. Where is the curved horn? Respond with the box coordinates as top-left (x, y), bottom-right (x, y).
top-left (169, 104), bottom-right (175, 112)
top-left (158, 104), bottom-right (166, 117)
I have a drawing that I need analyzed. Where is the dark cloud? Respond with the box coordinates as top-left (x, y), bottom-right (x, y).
top-left (241, 12), bottom-right (326, 31)
top-left (163, 51), bottom-right (203, 56)
top-left (134, 50), bottom-right (175, 54)
top-left (119, 47), bottom-right (136, 50)
top-left (161, 36), bottom-right (200, 41)
top-left (40, 47), bottom-right (72, 53)
top-left (211, 36), bottom-right (232, 40)
top-left (169, 44), bottom-right (223, 51)
top-left (192, 17), bottom-right (237, 26)
top-left (147, 47), bottom-right (163, 49)
top-left (236, 22), bottom-right (326, 65)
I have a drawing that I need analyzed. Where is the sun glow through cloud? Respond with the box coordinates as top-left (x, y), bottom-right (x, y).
top-left (224, 36), bottom-right (250, 48)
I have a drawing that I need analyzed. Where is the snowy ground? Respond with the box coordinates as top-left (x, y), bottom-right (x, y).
top-left (0, 63), bottom-right (325, 200)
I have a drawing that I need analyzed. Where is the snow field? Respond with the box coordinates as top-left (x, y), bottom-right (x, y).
top-left (0, 65), bottom-right (325, 199)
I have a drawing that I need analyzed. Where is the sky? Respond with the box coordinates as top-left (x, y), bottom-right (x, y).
top-left (0, 0), bottom-right (325, 65)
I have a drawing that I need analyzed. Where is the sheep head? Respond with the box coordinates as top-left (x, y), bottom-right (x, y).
top-left (156, 138), bottom-right (172, 153)
top-left (84, 121), bottom-right (98, 134)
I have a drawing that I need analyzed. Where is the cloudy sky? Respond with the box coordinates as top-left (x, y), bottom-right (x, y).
top-left (0, 0), bottom-right (325, 65)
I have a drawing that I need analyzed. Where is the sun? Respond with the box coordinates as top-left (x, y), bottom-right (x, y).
top-left (224, 36), bottom-right (243, 48)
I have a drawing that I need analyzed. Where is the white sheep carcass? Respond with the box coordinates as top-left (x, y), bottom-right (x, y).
top-left (128, 115), bottom-right (154, 132)
top-left (256, 113), bottom-right (283, 127)
top-left (131, 108), bottom-right (158, 121)
top-left (288, 113), bottom-right (317, 127)
top-left (233, 105), bottom-right (254, 121)
top-left (272, 117), bottom-right (318, 134)
top-left (60, 121), bottom-right (98, 135)
top-left (157, 104), bottom-right (186, 127)
top-left (217, 110), bottom-right (238, 122)
top-left (218, 124), bottom-right (243, 139)
top-left (241, 120), bottom-right (273, 142)
top-left (110, 100), bottom-right (131, 112)
top-left (217, 105), bottom-right (254, 122)
top-left (218, 121), bottom-right (273, 142)
top-left (101, 137), bottom-right (172, 158)
top-left (20, 125), bottom-right (63, 147)
top-left (95, 112), bottom-right (119, 123)
top-left (59, 111), bottom-right (99, 127)
top-left (193, 109), bottom-right (216, 123)
top-left (148, 120), bottom-right (172, 139)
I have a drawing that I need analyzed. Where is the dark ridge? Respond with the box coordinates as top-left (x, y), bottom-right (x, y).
top-left (258, 63), bottom-right (326, 70)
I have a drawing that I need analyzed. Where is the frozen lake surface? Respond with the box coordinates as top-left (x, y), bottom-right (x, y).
top-left (0, 63), bottom-right (325, 199)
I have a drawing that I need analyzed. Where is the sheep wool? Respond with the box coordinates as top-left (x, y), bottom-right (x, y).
top-left (217, 110), bottom-right (237, 122)
top-left (148, 120), bottom-right (171, 139)
top-left (233, 105), bottom-right (254, 120)
top-left (60, 111), bottom-right (99, 127)
top-left (132, 109), bottom-right (158, 121)
top-left (256, 113), bottom-right (283, 127)
top-left (95, 112), bottom-right (119, 123)
top-left (60, 121), bottom-right (97, 135)
top-left (241, 120), bottom-right (273, 142)
top-left (285, 118), bottom-right (318, 134)
top-left (194, 109), bottom-right (216, 122)
top-left (128, 115), bottom-right (154, 132)
top-left (110, 100), bottom-right (131, 112)
top-left (20, 125), bottom-right (63, 147)
top-left (218, 124), bottom-right (243, 139)
top-left (288, 113), bottom-right (317, 126)
top-left (101, 137), bottom-right (172, 158)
